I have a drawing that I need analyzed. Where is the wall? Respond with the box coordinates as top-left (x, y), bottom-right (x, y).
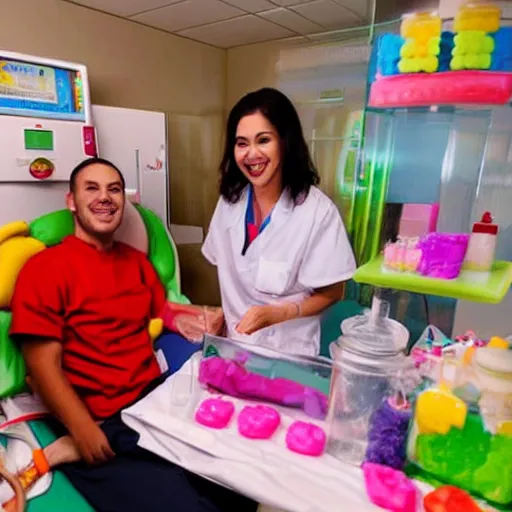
top-left (226, 40), bottom-right (285, 109)
top-left (0, 0), bottom-right (225, 304)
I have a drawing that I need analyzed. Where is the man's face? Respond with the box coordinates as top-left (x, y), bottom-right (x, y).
top-left (67, 163), bottom-right (125, 239)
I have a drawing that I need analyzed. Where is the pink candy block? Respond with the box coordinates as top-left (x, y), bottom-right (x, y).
top-left (238, 405), bottom-right (281, 440)
top-left (285, 421), bottom-right (326, 457)
top-left (195, 398), bottom-right (235, 429)
top-left (362, 462), bottom-right (418, 512)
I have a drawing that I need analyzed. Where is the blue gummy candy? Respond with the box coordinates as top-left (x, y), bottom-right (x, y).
top-left (492, 27), bottom-right (512, 58)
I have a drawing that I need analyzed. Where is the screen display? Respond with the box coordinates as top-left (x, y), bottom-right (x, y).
top-left (0, 58), bottom-right (85, 121)
top-left (24, 129), bottom-right (54, 151)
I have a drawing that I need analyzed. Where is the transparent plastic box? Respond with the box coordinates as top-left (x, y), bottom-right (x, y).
top-left (201, 335), bottom-right (333, 396)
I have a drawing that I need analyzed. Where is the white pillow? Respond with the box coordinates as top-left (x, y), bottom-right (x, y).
top-left (114, 200), bottom-right (148, 254)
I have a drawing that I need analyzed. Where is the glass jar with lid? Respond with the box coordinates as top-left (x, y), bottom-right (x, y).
top-left (327, 295), bottom-right (413, 465)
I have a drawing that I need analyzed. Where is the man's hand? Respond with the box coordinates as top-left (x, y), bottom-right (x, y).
top-left (21, 339), bottom-right (114, 466)
top-left (69, 420), bottom-right (115, 466)
top-left (236, 304), bottom-right (293, 335)
top-left (204, 307), bottom-right (225, 336)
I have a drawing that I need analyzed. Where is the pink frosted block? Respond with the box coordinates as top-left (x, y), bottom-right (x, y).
top-left (285, 421), bottom-right (326, 457)
top-left (238, 405), bottom-right (281, 440)
top-left (384, 244), bottom-right (398, 268)
top-left (403, 247), bottom-right (422, 272)
top-left (195, 398), bottom-right (235, 429)
top-left (363, 462), bottom-right (418, 512)
top-left (399, 203), bottom-right (439, 238)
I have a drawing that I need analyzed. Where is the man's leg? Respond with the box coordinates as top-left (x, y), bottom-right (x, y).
top-left (58, 415), bottom-right (258, 512)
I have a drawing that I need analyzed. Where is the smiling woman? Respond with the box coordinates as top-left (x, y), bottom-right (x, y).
top-left (203, 87), bottom-right (357, 357)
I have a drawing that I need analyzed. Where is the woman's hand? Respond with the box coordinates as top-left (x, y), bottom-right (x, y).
top-left (236, 304), bottom-right (294, 335)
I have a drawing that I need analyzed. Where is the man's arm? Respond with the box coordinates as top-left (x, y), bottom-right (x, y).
top-left (22, 338), bottom-right (114, 466)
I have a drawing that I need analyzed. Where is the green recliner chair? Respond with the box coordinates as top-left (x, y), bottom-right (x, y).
top-left (0, 202), bottom-right (187, 511)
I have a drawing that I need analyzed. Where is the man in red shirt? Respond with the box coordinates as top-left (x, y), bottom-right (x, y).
top-left (10, 158), bottom-right (256, 512)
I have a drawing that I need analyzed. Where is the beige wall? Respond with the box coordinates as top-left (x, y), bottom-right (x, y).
top-left (0, 0), bottom-right (226, 303)
top-left (226, 41), bottom-right (283, 109)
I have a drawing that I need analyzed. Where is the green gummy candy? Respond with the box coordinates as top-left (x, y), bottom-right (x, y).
top-left (473, 434), bottom-right (512, 505)
top-left (416, 414), bottom-right (490, 490)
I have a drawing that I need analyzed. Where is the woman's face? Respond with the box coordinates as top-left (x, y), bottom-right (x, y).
top-left (234, 111), bottom-right (282, 191)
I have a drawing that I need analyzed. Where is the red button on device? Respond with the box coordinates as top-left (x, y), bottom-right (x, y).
top-left (83, 126), bottom-right (98, 157)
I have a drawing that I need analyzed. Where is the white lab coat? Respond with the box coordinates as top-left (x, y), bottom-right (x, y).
top-left (202, 186), bottom-right (356, 356)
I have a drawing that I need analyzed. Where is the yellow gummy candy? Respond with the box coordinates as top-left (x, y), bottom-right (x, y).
top-left (416, 388), bottom-right (468, 434)
top-left (401, 40), bottom-right (417, 59)
top-left (148, 318), bottom-right (163, 342)
top-left (398, 56), bottom-right (438, 74)
top-left (450, 54), bottom-right (491, 70)
top-left (488, 336), bottom-right (509, 350)
top-left (454, 3), bottom-right (501, 33)
top-left (497, 420), bottom-right (512, 436)
top-left (401, 12), bottom-right (442, 42)
top-left (453, 31), bottom-right (494, 55)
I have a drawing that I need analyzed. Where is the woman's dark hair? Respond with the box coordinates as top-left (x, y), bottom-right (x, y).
top-left (69, 157), bottom-right (125, 192)
top-left (219, 87), bottom-right (320, 204)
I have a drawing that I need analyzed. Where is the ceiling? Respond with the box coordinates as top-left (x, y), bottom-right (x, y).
top-left (65, 0), bottom-right (373, 48)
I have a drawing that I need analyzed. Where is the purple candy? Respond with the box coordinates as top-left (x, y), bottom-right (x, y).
top-left (364, 398), bottom-right (412, 470)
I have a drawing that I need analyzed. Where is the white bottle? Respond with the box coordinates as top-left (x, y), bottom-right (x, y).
top-left (464, 211), bottom-right (498, 272)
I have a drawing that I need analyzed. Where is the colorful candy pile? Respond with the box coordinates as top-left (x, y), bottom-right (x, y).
top-left (376, 3), bottom-right (512, 75)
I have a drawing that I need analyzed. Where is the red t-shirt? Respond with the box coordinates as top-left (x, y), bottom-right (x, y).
top-left (10, 235), bottom-right (165, 420)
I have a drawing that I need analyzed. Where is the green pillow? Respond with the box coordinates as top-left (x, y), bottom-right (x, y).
top-left (135, 205), bottom-right (176, 288)
top-left (29, 210), bottom-right (74, 247)
top-left (0, 311), bottom-right (26, 398)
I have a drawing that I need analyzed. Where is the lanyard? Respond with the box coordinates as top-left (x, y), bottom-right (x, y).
top-left (242, 187), bottom-right (272, 255)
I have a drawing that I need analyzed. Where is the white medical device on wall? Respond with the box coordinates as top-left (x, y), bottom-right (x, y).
top-left (0, 50), bottom-right (97, 182)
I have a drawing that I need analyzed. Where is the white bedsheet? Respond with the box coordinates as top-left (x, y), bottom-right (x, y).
top-left (122, 353), bottom-right (410, 511)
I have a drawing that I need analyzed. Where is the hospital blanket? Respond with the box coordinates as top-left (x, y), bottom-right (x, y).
top-left (122, 354), bottom-right (399, 511)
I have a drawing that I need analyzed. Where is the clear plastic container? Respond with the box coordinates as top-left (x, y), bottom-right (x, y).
top-left (326, 296), bottom-right (415, 466)
top-left (200, 334), bottom-right (333, 419)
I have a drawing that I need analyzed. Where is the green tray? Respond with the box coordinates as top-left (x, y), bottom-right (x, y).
top-left (353, 256), bottom-right (512, 304)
